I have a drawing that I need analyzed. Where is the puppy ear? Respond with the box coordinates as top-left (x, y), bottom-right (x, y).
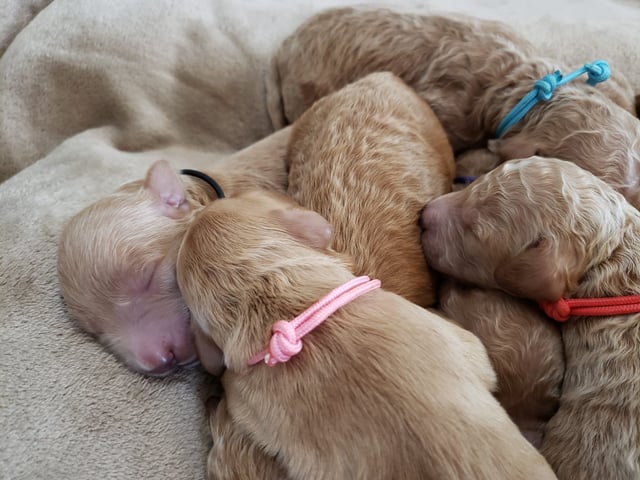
top-left (488, 137), bottom-right (538, 160)
top-left (275, 208), bottom-right (333, 250)
top-left (494, 238), bottom-right (574, 301)
top-left (193, 323), bottom-right (225, 377)
top-left (144, 160), bottom-right (191, 219)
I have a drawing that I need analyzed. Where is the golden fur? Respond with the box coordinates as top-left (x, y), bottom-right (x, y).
top-left (421, 156), bottom-right (640, 479)
top-left (56, 127), bottom-right (290, 375)
top-left (286, 71), bottom-right (454, 307)
top-left (438, 279), bottom-right (564, 448)
top-left (269, 7), bottom-right (640, 207)
top-left (177, 189), bottom-right (556, 479)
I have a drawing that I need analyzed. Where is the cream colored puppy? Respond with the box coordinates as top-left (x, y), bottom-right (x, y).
top-left (57, 128), bottom-right (290, 376)
top-left (421, 156), bottom-right (640, 479)
top-left (177, 189), bottom-right (557, 480)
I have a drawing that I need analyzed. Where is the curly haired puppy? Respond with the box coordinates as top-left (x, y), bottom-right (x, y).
top-left (269, 7), bottom-right (640, 206)
top-left (286, 71), bottom-right (454, 307)
top-left (177, 189), bottom-right (556, 480)
top-left (438, 280), bottom-right (564, 449)
top-left (421, 156), bottom-right (640, 479)
top-left (56, 127), bottom-right (290, 376)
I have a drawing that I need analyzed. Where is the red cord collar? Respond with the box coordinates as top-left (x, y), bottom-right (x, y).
top-left (539, 295), bottom-right (640, 322)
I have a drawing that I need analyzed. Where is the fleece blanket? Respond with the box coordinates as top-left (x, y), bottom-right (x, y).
top-left (1, 0), bottom-right (639, 478)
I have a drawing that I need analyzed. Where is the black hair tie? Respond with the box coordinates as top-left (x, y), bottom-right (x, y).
top-left (180, 169), bottom-right (225, 199)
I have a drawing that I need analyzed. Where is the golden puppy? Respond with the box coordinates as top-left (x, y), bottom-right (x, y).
top-left (286, 71), bottom-right (454, 307)
top-left (421, 156), bottom-right (640, 479)
top-left (438, 279), bottom-right (564, 449)
top-left (56, 127), bottom-right (290, 376)
top-left (270, 7), bottom-right (640, 207)
top-left (177, 189), bottom-right (557, 479)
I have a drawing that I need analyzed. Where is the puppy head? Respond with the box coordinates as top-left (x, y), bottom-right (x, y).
top-left (176, 190), bottom-right (336, 371)
top-left (57, 160), bottom-right (203, 376)
top-left (489, 90), bottom-right (640, 205)
top-left (421, 157), bottom-right (629, 300)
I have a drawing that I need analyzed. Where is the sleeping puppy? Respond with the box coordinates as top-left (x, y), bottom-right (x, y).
top-left (286, 71), bottom-right (454, 307)
top-left (438, 279), bottom-right (564, 449)
top-left (421, 156), bottom-right (640, 479)
top-left (269, 7), bottom-right (640, 207)
top-left (56, 127), bottom-right (290, 376)
top-left (198, 71), bottom-right (455, 479)
top-left (177, 189), bottom-right (557, 480)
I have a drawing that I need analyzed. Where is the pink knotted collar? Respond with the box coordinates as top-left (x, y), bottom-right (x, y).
top-left (248, 276), bottom-right (381, 367)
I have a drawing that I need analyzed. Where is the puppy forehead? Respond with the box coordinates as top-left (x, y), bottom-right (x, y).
top-left (488, 157), bottom-right (582, 198)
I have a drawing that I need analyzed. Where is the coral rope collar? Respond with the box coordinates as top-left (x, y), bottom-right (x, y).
top-left (249, 276), bottom-right (381, 367)
top-left (495, 59), bottom-right (611, 138)
top-left (539, 295), bottom-right (640, 322)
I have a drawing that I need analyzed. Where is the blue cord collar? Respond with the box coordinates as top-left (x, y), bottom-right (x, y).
top-left (494, 60), bottom-right (611, 138)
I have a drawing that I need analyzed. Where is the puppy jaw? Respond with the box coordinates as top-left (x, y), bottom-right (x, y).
top-left (176, 191), bottom-right (355, 372)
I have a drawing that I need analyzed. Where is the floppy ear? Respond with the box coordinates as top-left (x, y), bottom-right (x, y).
top-left (493, 238), bottom-right (575, 301)
top-left (193, 323), bottom-right (225, 377)
top-left (274, 208), bottom-right (333, 250)
top-left (488, 137), bottom-right (538, 160)
top-left (144, 160), bottom-right (191, 219)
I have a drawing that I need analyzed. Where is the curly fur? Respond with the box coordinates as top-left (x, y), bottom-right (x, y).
top-left (421, 157), bottom-right (640, 479)
top-left (177, 188), bottom-right (556, 480)
top-left (438, 280), bottom-right (564, 449)
top-left (269, 7), bottom-right (640, 206)
top-left (287, 72), bottom-right (454, 307)
top-left (56, 127), bottom-right (290, 374)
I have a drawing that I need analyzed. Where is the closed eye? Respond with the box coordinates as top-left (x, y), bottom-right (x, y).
top-left (527, 237), bottom-right (543, 249)
top-left (140, 264), bottom-right (157, 292)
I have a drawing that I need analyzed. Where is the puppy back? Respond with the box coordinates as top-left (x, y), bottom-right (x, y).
top-left (288, 72), bottom-right (453, 307)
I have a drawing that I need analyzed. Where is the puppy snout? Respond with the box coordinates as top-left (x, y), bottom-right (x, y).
top-left (420, 200), bottom-right (447, 232)
top-left (146, 349), bottom-right (178, 376)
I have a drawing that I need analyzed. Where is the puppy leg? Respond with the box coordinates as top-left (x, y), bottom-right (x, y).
top-left (438, 280), bottom-right (563, 449)
top-left (207, 398), bottom-right (289, 480)
top-left (453, 148), bottom-right (503, 191)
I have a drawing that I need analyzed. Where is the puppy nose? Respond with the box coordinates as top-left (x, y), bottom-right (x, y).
top-left (147, 350), bottom-right (178, 376)
top-left (420, 203), bottom-right (438, 231)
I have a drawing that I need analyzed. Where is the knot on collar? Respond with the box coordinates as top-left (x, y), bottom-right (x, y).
top-left (248, 276), bottom-right (381, 367)
top-left (495, 59), bottom-right (611, 138)
top-left (533, 72), bottom-right (561, 101)
top-left (585, 60), bottom-right (611, 85)
top-left (539, 298), bottom-right (571, 322)
top-left (266, 320), bottom-right (303, 366)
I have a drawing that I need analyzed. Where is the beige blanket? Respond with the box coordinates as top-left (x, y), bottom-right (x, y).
top-left (1, 0), bottom-right (639, 478)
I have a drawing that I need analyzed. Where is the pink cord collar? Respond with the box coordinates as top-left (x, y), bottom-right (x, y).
top-left (248, 276), bottom-right (381, 367)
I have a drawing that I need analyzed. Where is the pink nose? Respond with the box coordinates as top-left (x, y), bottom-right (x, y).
top-left (145, 349), bottom-right (178, 376)
top-left (421, 201), bottom-right (448, 232)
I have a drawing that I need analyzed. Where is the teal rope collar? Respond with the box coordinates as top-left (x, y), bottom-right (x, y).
top-left (495, 60), bottom-right (611, 138)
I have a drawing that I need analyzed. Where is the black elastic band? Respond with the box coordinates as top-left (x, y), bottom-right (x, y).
top-left (180, 169), bottom-right (225, 199)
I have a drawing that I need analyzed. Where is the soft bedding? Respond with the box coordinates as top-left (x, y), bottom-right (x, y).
top-left (1, 0), bottom-right (639, 478)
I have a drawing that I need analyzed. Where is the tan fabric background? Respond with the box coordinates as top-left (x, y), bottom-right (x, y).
top-left (1, 0), bottom-right (639, 478)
